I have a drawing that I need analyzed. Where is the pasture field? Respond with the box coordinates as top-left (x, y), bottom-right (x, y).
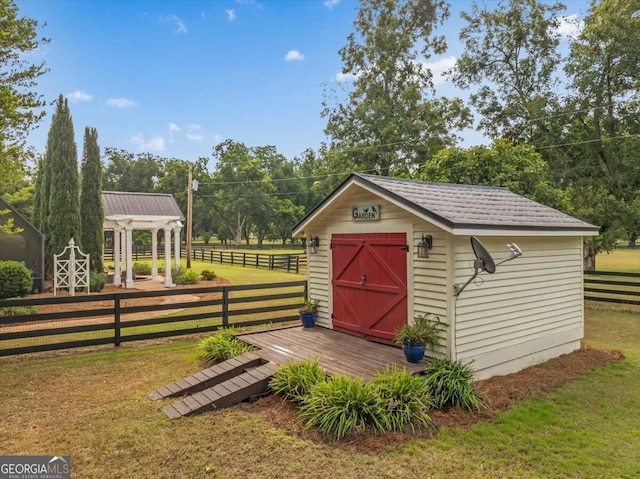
top-left (596, 248), bottom-right (640, 272)
top-left (1, 308), bottom-right (638, 478)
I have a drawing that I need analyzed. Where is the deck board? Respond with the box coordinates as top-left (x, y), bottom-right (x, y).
top-left (238, 326), bottom-right (423, 381)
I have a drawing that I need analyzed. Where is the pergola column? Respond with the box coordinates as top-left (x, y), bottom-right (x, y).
top-left (173, 227), bottom-right (181, 270)
top-left (113, 227), bottom-right (122, 286)
top-left (151, 228), bottom-right (158, 277)
top-left (164, 227), bottom-right (174, 287)
top-left (120, 228), bottom-right (127, 287)
top-left (124, 226), bottom-right (134, 289)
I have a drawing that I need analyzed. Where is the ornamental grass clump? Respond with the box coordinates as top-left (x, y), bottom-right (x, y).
top-left (423, 357), bottom-right (487, 411)
top-left (298, 375), bottom-right (386, 440)
top-left (269, 359), bottom-right (326, 403)
top-left (198, 328), bottom-right (256, 365)
top-left (369, 366), bottom-right (433, 433)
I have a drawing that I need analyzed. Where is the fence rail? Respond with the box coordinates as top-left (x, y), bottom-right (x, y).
top-left (103, 247), bottom-right (307, 274)
top-left (0, 280), bottom-right (307, 357)
top-left (584, 270), bottom-right (640, 306)
top-left (189, 249), bottom-right (307, 274)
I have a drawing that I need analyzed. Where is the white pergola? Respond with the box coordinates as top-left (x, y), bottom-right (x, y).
top-left (102, 191), bottom-right (185, 288)
top-left (104, 216), bottom-right (182, 288)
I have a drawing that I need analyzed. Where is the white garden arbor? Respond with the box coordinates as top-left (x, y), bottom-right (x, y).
top-left (102, 191), bottom-right (185, 288)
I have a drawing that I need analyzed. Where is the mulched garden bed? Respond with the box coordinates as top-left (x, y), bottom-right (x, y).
top-left (247, 347), bottom-right (624, 451)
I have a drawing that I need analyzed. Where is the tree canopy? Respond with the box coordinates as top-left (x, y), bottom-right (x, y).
top-left (0, 0), bottom-right (49, 147)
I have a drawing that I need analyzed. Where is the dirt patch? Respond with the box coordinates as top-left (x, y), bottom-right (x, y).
top-left (250, 347), bottom-right (624, 451)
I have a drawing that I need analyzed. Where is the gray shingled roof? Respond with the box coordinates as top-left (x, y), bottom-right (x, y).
top-left (294, 174), bottom-right (599, 233)
top-left (102, 191), bottom-right (185, 220)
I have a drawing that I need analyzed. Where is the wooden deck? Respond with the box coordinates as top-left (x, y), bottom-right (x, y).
top-left (237, 325), bottom-right (423, 381)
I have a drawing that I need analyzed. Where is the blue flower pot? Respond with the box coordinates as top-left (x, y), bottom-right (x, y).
top-left (402, 344), bottom-right (426, 363)
top-left (300, 312), bottom-right (316, 328)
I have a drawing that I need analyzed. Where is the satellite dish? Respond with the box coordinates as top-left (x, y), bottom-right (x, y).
top-left (454, 236), bottom-right (523, 296)
top-left (471, 236), bottom-right (496, 274)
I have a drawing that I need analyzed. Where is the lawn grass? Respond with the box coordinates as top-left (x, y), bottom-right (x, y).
top-left (1, 308), bottom-right (638, 478)
top-left (596, 248), bottom-right (640, 272)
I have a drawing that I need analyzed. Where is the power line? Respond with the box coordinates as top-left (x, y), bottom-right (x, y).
top-left (524, 102), bottom-right (631, 124)
top-left (536, 134), bottom-right (640, 150)
top-left (197, 168), bottom-right (379, 186)
top-left (197, 138), bottom-right (421, 186)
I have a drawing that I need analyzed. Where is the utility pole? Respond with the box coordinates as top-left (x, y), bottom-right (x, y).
top-left (186, 163), bottom-right (193, 268)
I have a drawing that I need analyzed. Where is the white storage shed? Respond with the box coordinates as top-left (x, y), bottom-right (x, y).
top-left (292, 174), bottom-right (599, 379)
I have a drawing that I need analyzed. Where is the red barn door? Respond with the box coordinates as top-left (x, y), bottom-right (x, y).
top-left (331, 233), bottom-right (408, 344)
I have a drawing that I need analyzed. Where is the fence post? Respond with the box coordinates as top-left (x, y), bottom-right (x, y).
top-left (231, 252), bottom-right (234, 265)
top-left (219, 252), bottom-right (223, 264)
top-left (114, 294), bottom-right (121, 346)
top-left (210, 251), bottom-right (213, 263)
top-left (256, 254), bottom-right (259, 268)
top-left (303, 281), bottom-right (308, 301)
top-left (243, 253), bottom-right (246, 267)
top-left (269, 255), bottom-right (274, 270)
top-left (295, 256), bottom-right (299, 274)
top-left (222, 287), bottom-right (229, 328)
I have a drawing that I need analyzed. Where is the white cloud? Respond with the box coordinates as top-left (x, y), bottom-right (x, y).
top-left (106, 97), bottom-right (136, 109)
top-left (164, 14), bottom-right (188, 34)
top-left (168, 123), bottom-right (180, 141)
top-left (130, 133), bottom-right (165, 152)
top-left (213, 133), bottom-right (222, 144)
top-left (66, 90), bottom-right (93, 102)
top-left (236, 0), bottom-right (263, 8)
top-left (335, 71), bottom-right (359, 82)
top-left (324, 0), bottom-right (340, 9)
top-left (422, 56), bottom-right (457, 86)
top-left (285, 49), bottom-right (304, 61)
top-left (201, 12), bottom-right (205, 19)
top-left (554, 14), bottom-right (583, 40)
top-left (186, 123), bottom-right (204, 141)
top-left (225, 9), bottom-right (236, 21)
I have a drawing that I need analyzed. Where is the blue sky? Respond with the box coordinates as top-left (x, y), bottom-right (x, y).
top-left (18, 0), bottom-right (587, 167)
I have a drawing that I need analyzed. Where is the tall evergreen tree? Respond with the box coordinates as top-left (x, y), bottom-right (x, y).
top-left (46, 94), bottom-right (80, 256)
top-left (80, 127), bottom-right (103, 272)
top-left (32, 156), bottom-right (43, 230)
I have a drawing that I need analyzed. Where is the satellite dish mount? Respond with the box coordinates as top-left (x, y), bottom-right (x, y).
top-left (454, 236), bottom-right (522, 297)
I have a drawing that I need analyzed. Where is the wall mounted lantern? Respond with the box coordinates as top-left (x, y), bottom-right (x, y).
top-left (308, 236), bottom-right (320, 255)
top-left (417, 234), bottom-right (433, 258)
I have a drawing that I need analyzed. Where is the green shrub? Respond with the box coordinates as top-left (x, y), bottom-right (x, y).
top-left (423, 357), bottom-right (487, 411)
top-left (369, 366), bottom-right (433, 433)
top-left (0, 261), bottom-right (32, 299)
top-left (90, 272), bottom-right (107, 292)
top-left (199, 328), bottom-right (256, 365)
top-left (269, 359), bottom-right (326, 403)
top-left (175, 268), bottom-right (199, 285)
top-left (171, 266), bottom-right (183, 282)
top-left (299, 375), bottom-right (386, 439)
top-left (0, 298), bottom-right (37, 317)
top-left (200, 269), bottom-right (217, 281)
top-left (132, 262), bottom-right (152, 275)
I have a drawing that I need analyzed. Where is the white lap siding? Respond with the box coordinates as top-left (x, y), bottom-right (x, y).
top-left (453, 236), bottom-right (584, 379)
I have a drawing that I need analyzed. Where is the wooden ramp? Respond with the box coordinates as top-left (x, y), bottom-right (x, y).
top-left (149, 352), bottom-right (277, 419)
top-left (162, 363), bottom-right (278, 419)
top-left (151, 326), bottom-right (423, 419)
top-left (148, 352), bottom-right (262, 400)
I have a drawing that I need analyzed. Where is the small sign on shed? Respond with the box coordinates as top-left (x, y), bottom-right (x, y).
top-left (352, 204), bottom-right (380, 221)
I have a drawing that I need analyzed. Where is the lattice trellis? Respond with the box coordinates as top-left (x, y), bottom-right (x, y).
top-left (54, 238), bottom-right (90, 296)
